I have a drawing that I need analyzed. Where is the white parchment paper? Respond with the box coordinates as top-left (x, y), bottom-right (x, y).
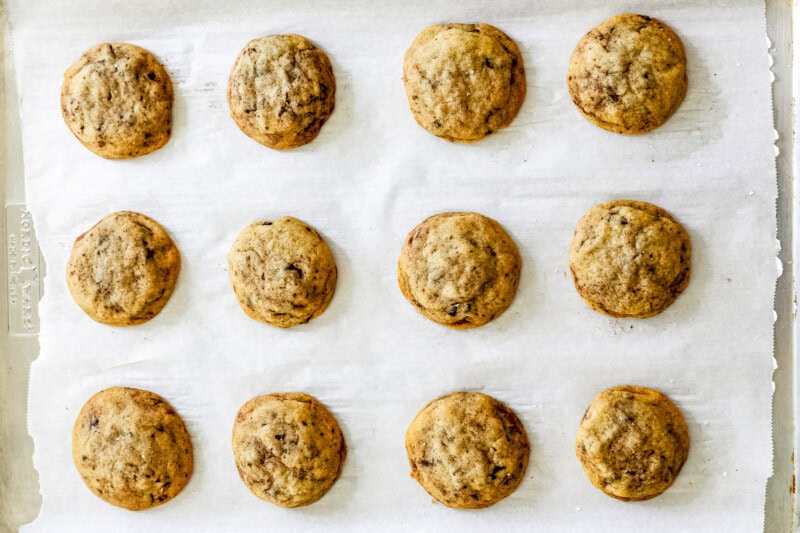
top-left (7, 1), bottom-right (777, 530)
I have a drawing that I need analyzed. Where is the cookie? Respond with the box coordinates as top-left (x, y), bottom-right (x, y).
top-left (575, 385), bottom-right (690, 501)
top-left (72, 387), bottom-right (193, 510)
top-left (66, 211), bottom-right (181, 326)
top-left (567, 14), bottom-right (687, 134)
top-left (232, 392), bottom-right (346, 508)
top-left (227, 34), bottom-right (336, 150)
top-left (398, 212), bottom-right (521, 329)
top-left (403, 23), bottom-right (526, 142)
top-left (405, 392), bottom-right (529, 509)
top-left (61, 43), bottom-right (173, 158)
top-left (228, 216), bottom-right (337, 328)
top-left (569, 200), bottom-right (690, 318)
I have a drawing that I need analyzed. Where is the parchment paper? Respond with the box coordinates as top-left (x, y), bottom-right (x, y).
top-left (7, 1), bottom-right (777, 531)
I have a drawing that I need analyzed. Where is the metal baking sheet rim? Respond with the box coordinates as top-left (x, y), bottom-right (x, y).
top-left (0, 1), bottom-right (796, 531)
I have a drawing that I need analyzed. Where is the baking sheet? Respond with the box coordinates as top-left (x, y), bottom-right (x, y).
top-left (5, 0), bottom-right (777, 531)
top-left (763, 1), bottom-right (798, 529)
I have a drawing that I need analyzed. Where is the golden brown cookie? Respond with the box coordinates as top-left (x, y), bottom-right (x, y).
top-left (232, 392), bottom-right (346, 508)
top-left (61, 43), bottom-right (173, 158)
top-left (567, 14), bottom-right (687, 134)
top-left (66, 211), bottom-right (181, 326)
top-left (228, 216), bottom-right (337, 328)
top-left (403, 23), bottom-right (526, 142)
top-left (405, 392), bottom-right (529, 509)
top-left (569, 200), bottom-right (690, 318)
top-left (575, 385), bottom-right (690, 501)
top-left (227, 34), bottom-right (336, 150)
top-left (398, 212), bottom-right (521, 329)
top-left (72, 387), bottom-right (193, 510)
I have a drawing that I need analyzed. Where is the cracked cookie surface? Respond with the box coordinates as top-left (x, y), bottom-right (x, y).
top-left (228, 216), bottom-right (337, 328)
top-left (575, 385), bottom-right (690, 501)
top-left (61, 43), bottom-right (173, 158)
top-left (405, 392), bottom-right (529, 509)
top-left (72, 387), bottom-right (193, 510)
top-left (398, 212), bottom-right (521, 329)
top-left (227, 34), bottom-right (336, 150)
top-left (569, 200), bottom-right (690, 318)
top-left (567, 14), bottom-right (687, 134)
top-left (403, 23), bottom-right (526, 142)
top-left (232, 392), bottom-right (346, 508)
top-left (66, 211), bottom-right (181, 326)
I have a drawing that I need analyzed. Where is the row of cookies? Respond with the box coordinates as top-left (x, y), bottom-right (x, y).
top-left (61, 13), bottom-right (687, 159)
top-left (66, 201), bottom-right (691, 328)
top-left (72, 385), bottom-right (690, 511)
